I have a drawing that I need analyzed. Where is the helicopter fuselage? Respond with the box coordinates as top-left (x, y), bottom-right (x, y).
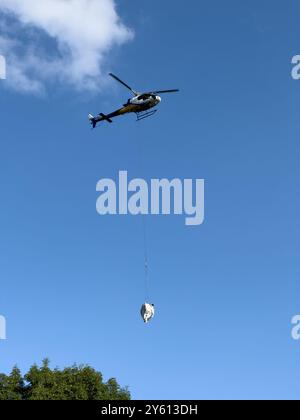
top-left (90, 95), bottom-right (162, 126)
top-left (120, 94), bottom-right (162, 115)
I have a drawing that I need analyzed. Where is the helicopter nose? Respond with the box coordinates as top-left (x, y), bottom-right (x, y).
top-left (156, 96), bottom-right (162, 103)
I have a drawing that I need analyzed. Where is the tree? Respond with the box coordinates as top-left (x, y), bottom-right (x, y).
top-left (0, 360), bottom-right (130, 400)
top-left (0, 366), bottom-right (24, 400)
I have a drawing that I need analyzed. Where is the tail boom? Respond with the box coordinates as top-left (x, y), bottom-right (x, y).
top-left (88, 105), bottom-right (137, 128)
top-left (88, 112), bottom-right (114, 128)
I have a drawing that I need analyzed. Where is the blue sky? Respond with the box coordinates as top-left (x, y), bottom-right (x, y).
top-left (1, 0), bottom-right (300, 400)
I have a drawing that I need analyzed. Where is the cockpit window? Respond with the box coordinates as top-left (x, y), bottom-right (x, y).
top-left (137, 94), bottom-right (151, 101)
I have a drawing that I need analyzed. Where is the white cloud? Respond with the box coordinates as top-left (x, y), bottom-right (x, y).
top-left (0, 0), bottom-right (133, 94)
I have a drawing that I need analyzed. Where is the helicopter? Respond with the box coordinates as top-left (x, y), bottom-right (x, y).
top-left (88, 73), bottom-right (179, 128)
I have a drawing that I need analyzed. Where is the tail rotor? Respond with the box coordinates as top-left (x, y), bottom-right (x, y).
top-left (88, 114), bottom-right (97, 129)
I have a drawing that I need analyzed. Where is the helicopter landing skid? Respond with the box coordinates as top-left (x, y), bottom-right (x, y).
top-left (135, 110), bottom-right (157, 121)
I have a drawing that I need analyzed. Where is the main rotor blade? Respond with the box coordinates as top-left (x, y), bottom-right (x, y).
top-left (109, 73), bottom-right (137, 95)
top-left (153, 89), bottom-right (179, 94)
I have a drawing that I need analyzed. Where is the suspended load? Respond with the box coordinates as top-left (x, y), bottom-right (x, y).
top-left (141, 303), bottom-right (155, 323)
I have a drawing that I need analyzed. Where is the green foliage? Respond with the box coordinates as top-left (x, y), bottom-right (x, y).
top-left (0, 366), bottom-right (24, 400)
top-left (0, 360), bottom-right (130, 401)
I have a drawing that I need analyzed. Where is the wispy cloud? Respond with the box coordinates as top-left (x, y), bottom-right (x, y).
top-left (0, 0), bottom-right (133, 94)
